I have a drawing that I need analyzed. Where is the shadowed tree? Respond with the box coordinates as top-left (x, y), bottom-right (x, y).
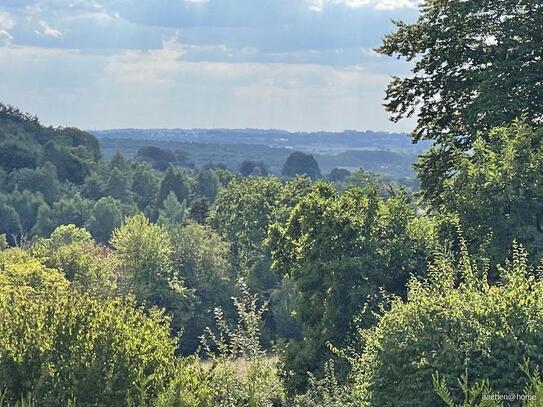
top-left (158, 166), bottom-right (191, 207)
top-left (0, 141), bottom-right (37, 173)
top-left (238, 160), bottom-right (269, 177)
top-left (136, 146), bottom-right (177, 171)
top-left (132, 161), bottom-right (160, 210)
top-left (281, 152), bottom-right (321, 181)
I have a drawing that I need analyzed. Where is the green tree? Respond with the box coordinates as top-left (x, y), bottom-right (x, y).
top-left (268, 182), bottom-right (436, 391)
top-left (87, 197), bottom-right (122, 243)
top-left (3, 190), bottom-right (47, 237)
top-left (31, 205), bottom-right (55, 237)
top-left (0, 235), bottom-right (7, 251)
top-left (353, 244), bottom-right (543, 407)
top-left (209, 177), bottom-right (312, 292)
top-left (131, 161), bottom-right (160, 211)
top-left (189, 197), bottom-right (210, 224)
top-left (327, 168), bottom-right (351, 182)
top-left (0, 203), bottom-right (22, 245)
top-left (196, 169), bottom-right (220, 203)
top-left (0, 141), bottom-right (37, 173)
top-left (103, 167), bottom-right (132, 202)
top-left (81, 171), bottom-right (104, 200)
top-left (436, 121), bottom-right (543, 264)
top-left (32, 225), bottom-right (118, 298)
top-left (56, 127), bottom-right (101, 161)
top-left (43, 142), bottom-right (90, 184)
top-left (282, 152), bottom-right (321, 181)
top-left (238, 160), bottom-right (269, 177)
top-left (158, 166), bottom-right (191, 207)
top-left (168, 223), bottom-right (234, 354)
top-left (378, 0), bottom-right (543, 201)
top-left (7, 162), bottom-right (60, 204)
top-left (206, 165), bottom-right (235, 187)
top-left (110, 214), bottom-right (193, 334)
top-left (109, 150), bottom-right (130, 172)
top-left (157, 191), bottom-right (187, 226)
top-left (50, 193), bottom-right (92, 229)
top-left (136, 146), bottom-right (176, 171)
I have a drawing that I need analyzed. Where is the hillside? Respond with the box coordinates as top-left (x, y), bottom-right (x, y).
top-left (0, 104), bottom-right (100, 184)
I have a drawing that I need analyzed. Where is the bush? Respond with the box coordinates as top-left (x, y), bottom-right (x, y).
top-left (353, 244), bottom-right (543, 406)
top-left (32, 225), bottom-right (119, 298)
top-left (433, 364), bottom-right (543, 407)
top-left (0, 248), bottom-right (177, 406)
top-left (155, 357), bottom-right (215, 407)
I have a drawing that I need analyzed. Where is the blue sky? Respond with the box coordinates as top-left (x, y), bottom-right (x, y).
top-left (0, 0), bottom-right (419, 131)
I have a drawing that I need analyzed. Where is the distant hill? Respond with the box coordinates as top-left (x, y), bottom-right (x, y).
top-left (93, 128), bottom-right (428, 180)
top-left (92, 128), bottom-right (429, 155)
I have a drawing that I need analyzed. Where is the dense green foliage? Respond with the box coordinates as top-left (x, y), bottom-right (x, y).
top-left (210, 176), bottom-right (311, 291)
top-left (353, 244), bottom-right (543, 406)
top-left (0, 249), bottom-right (177, 406)
top-left (436, 121), bottom-right (543, 264)
top-left (379, 0), bottom-right (543, 202)
top-left (2, 1), bottom-right (543, 403)
top-left (0, 105), bottom-right (229, 244)
top-left (269, 183), bottom-right (436, 391)
top-left (168, 223), bottom-right (234, 354)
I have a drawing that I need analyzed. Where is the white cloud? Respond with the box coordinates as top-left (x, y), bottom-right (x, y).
top-left (0, 30), bottom-right (13, 45)
top-left (35, 21), bottom-right (63, 38)
top-left (373, 0), bottom-right (418, 10)
top-left (103, 33), bottom-right (186, 86)
top-left (308, 0), bottom-right (418, 11)
top-left (0, 11), bottom-right (16, 30)
top-left (0, 42), bottom-right (414, 132)
top-left (0, 11), bottom-right (15, 45)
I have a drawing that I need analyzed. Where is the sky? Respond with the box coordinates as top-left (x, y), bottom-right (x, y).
top-left (0, 0), bottom-right (420, 132)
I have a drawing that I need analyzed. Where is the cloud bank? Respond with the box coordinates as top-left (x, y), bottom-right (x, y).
top-left (0, 0), bottom-right (419, 131)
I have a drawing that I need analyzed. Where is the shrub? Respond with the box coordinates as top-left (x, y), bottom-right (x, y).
top-left (353, 244), bottom-right (543, 406)
top-left (0, 248), bottom-right (177, 406)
